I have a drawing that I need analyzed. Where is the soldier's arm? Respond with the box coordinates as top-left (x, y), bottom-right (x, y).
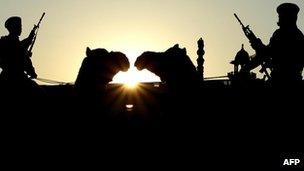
top-left (250, 38), bottom-right (269, 55)
top-left (242, 55), bottom-right (262, 71)
top-left (21, 38), bottom-right (32, 49)
top-left (21, 30), bottom-right (35, 49)
top-left (24, 58), bottom-right (37, 79)
top-left (243, 45), bottom-right (270, 71)
top-left (245, 33), bottom-right (273, 71)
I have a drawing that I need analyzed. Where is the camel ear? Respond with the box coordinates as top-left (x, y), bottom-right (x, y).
top-left (86, 47), bottom-right (92, 56)
top-left (182, 48), bottom-right (187, 54)
top-left (109, 51), bottom-right (116, 59)
top-left (173, 44), bottom-right (179, 48)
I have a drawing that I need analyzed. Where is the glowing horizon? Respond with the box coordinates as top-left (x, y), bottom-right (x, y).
top-left (112, 67), bottom-right (161, 84)
top-left (112, 49), bottom-right (160, 84)
top-left (0, 0), bottom-right (303, 84)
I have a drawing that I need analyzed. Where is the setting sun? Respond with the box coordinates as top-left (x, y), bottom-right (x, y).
top-left (121, 68), bottom-right (140, 88)
top-left (112, 67), bottom-right (160, 88)
top-left (111, 49), bottom-right (161, 86)
top-left (125, 80), bottom-right (138, 89)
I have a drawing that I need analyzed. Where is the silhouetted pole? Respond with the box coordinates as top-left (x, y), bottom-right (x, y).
top-left (197, 38), bottom-right (205, 81)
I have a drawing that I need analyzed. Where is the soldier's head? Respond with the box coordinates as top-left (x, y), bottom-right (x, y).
top-left (5, 16), bottom-right (22, 36)
top-left (277, 3), bottom-right (300, 28)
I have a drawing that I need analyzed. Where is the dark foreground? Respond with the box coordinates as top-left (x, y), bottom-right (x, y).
top-left (1, 80), bottom-right (303, 170)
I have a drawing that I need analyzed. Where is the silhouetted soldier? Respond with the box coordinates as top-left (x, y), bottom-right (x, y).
top-left (247, 3), bottom-right (304, 86)
top-left (0, 16), bottom-right (41, 102)
top-left (242, 5), bottom-right (304, 157)
top-left (0, 16), bottom-right (37, 79)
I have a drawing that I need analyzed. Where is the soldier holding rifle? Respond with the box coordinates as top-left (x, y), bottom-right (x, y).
top-left (0, 13), bottom-right (45, 99)
top-left (0, 13), bottom-right (44, 81)
top-left (235, 3), bottom-right (304, 86)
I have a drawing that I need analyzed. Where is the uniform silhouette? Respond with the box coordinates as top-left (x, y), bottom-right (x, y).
top-left (75, 47), bottom-right (130, 97)
top-left (247, 3), bottom-right (304, 86)
top-left (0, 16), bottom-right (37, 80)
top-left (0, 16), bottom-right (41, 102)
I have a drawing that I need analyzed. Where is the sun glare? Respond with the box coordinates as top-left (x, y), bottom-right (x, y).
top-left (112, 67), bottom-right (140, 88)
top-left (112, 66), bottom-right (161, 87)
top-left (124, 69), bottom-right (140, 89)
top-left (111, 49), bottom-right (161, 86)
top-left (125, 80), bottom-right (138, 88)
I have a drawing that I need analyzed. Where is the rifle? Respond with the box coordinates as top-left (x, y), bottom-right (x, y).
top-left (24, 13), bottom-right (45, 79)
top-left (28, 12), bottom-right (45, 57)
top-left (234, 13), bottom-right (271, 80)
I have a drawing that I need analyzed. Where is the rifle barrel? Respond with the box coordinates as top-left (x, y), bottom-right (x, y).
top-left (28, 13), bottom-right (45, 53)
top-left (37, 12), bottom-right (45, 27)
top-left (234, 13), bottom-right (245, 28)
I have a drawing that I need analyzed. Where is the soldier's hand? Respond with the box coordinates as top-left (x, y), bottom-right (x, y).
top-left (250, 38), bottom-right (264, 51)
top-left (29, 25), bottom-right (38, 40)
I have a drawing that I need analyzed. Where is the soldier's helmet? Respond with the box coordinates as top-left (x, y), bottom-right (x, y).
top-left (277, 3), bottom-right (300, 16)
top-left (5, 16), bottom-right (21, 31)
